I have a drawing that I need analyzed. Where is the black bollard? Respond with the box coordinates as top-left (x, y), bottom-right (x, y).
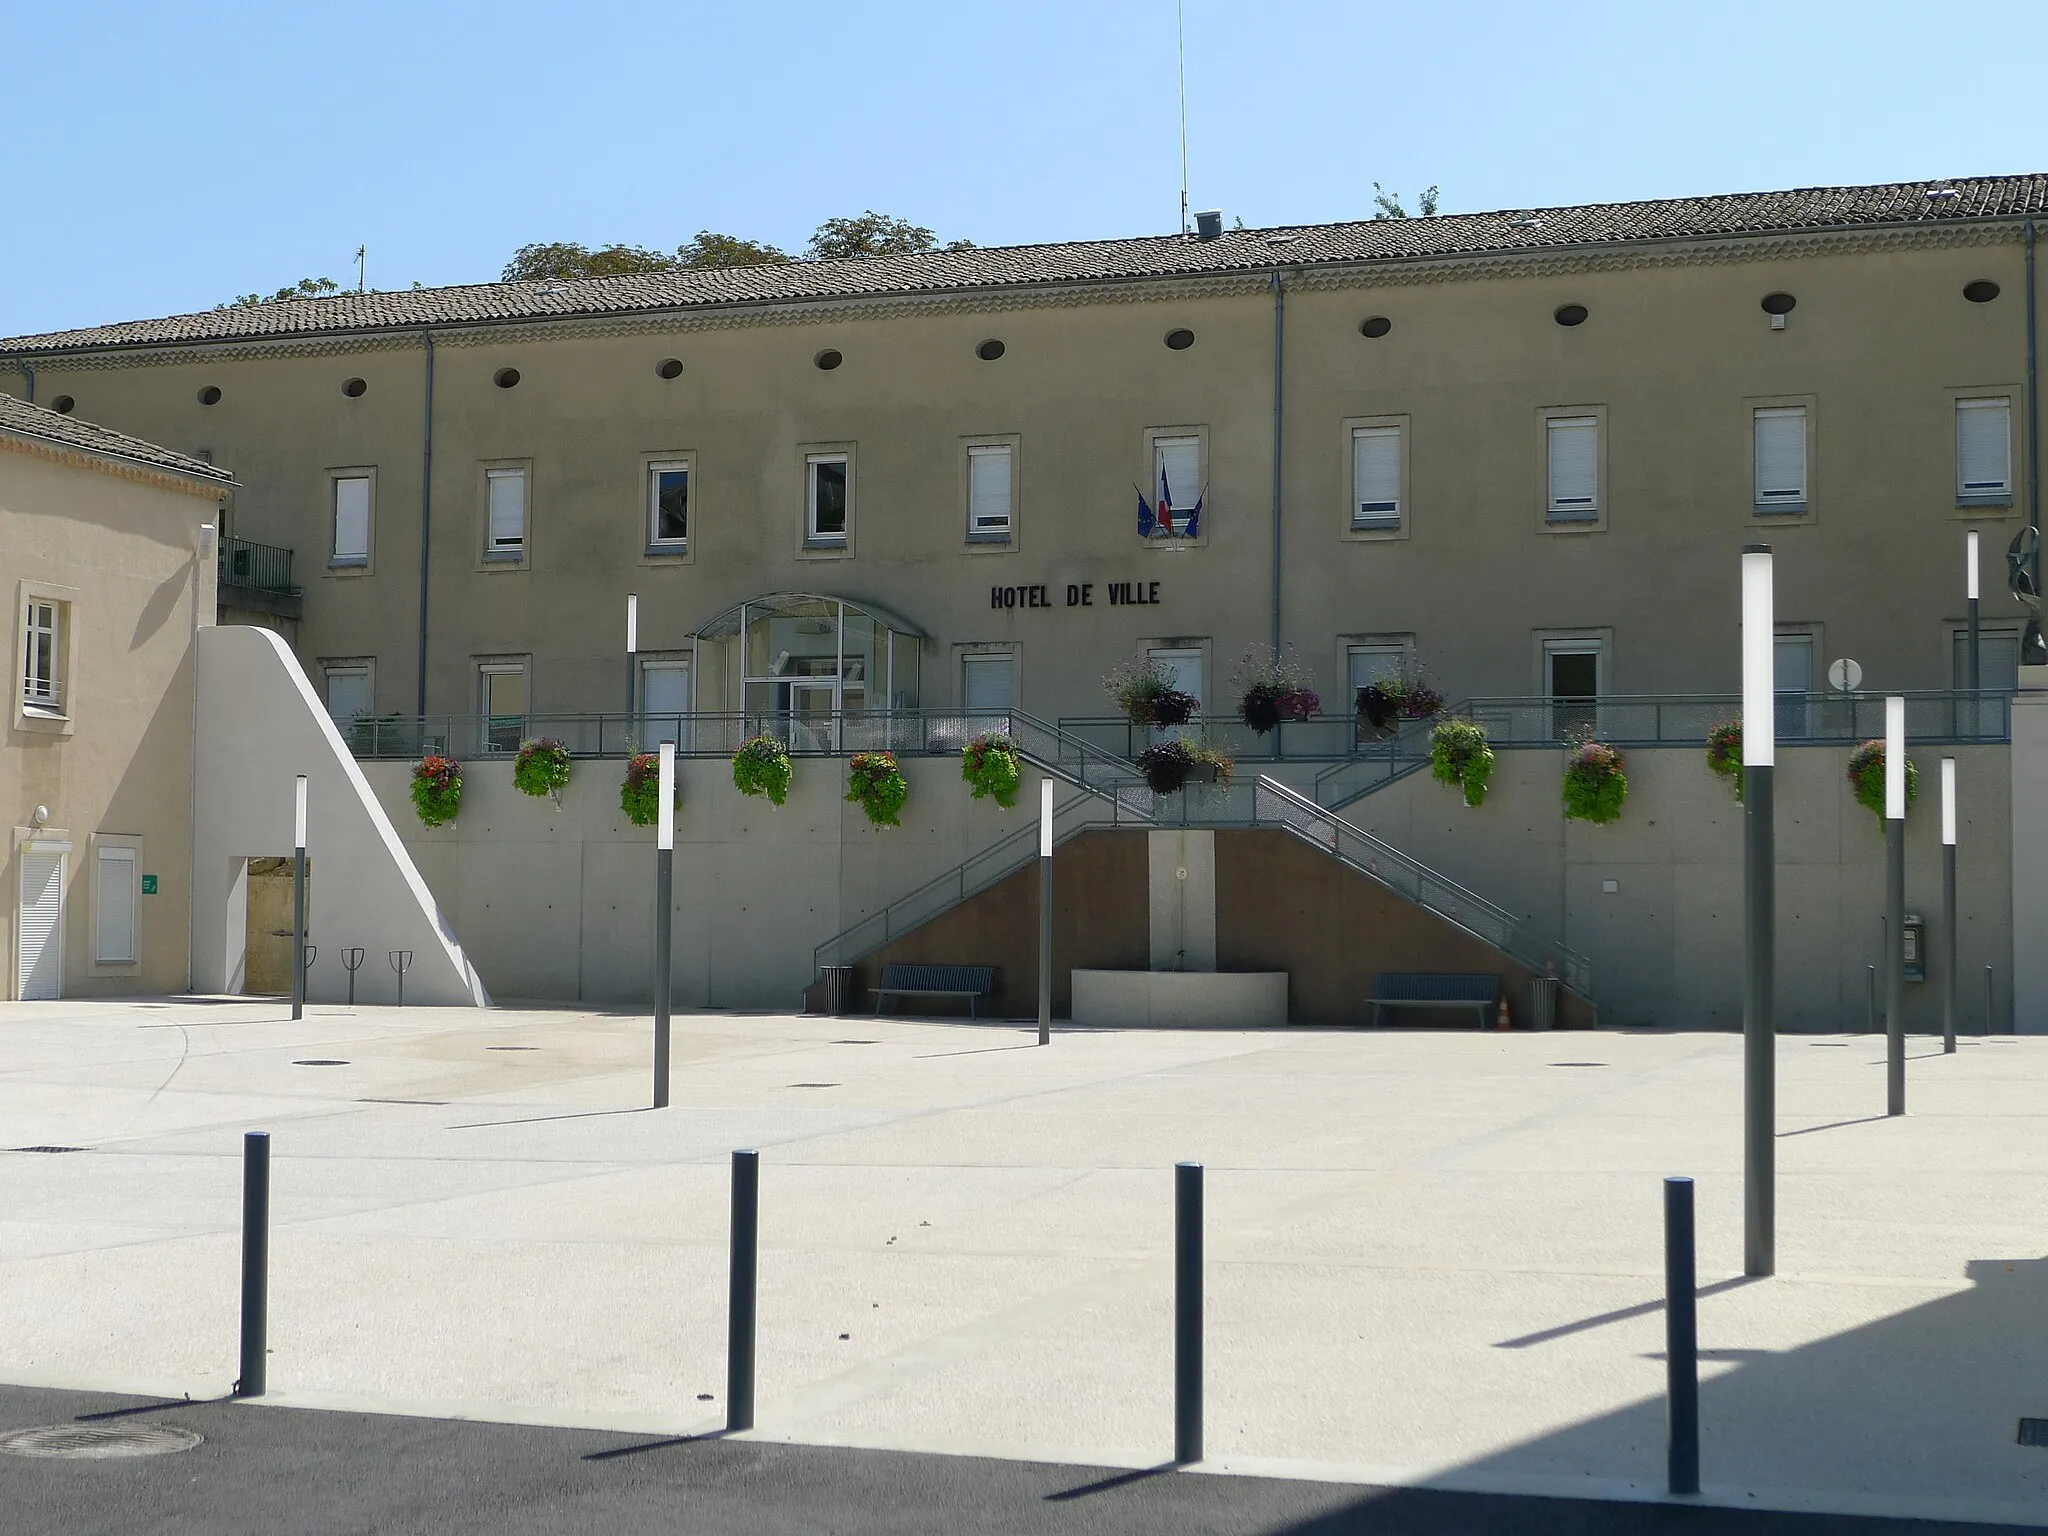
top-left (238, 1132), bottom-right (270, 1397)
top-left (727, 1150), bottom-right (759, 1432)
top-left (1664, 1176), bottom-right (1698, 1495)
top-left (1175, 1161), bottom-right (1203, 1465)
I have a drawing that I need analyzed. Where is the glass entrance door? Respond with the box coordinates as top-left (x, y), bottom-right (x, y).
top-left (790, 681), bottom-right (837, 753)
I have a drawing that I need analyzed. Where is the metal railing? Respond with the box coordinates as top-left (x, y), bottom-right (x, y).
top-left (1058, 713), bottom-right (1374, 762)
top-left (344, 710), bottom-right (1036, 761)
top-left (218, 537), bottom-right (298, 595)
top-left (1452, 690), bottom-right (2011, 748)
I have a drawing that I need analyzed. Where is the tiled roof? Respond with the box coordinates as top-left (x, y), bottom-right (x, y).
top-left (4, 174), bottom-right (2045, 356)
top-left (0, 390), bottom-right (234, 482)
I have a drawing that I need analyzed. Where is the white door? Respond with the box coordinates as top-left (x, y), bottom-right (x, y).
top-left (1774, 635), bottom-right (1814, 741)
top-left (1147, 647), bottom-right (1203, 742)
top-left (17, 850), bottom-right (63, 1000)
top-left (640, 660), bottom-right (691, 751)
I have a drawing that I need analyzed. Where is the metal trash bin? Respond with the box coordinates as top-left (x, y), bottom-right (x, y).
top-left (820, 965), bottom-right (855, 1016)
top-left (1530, 976), bottom-right (1559, 1032)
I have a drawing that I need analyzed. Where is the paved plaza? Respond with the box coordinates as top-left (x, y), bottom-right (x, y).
top-left (2, 1000), bottom-right (2046, 1527)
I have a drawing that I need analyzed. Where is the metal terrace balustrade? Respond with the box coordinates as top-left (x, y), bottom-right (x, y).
top-left (217, 537), bottom-right (298, 595)
top-left (341, 710), bottom-right (1033, 761)
top-left (1450, 690), bottom-right (2011, 749)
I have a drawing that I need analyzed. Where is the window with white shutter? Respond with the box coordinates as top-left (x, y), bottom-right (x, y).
top-left (1957, 398), bottom-right (2013, 505)
top-left (16, 850), bottom-right (63, 999)
top-left (323, 664), bottom-right (371, 724)
top-left (1546, 417), bottom-right (1598, 522)
top-left (1351, 425), bottom-right (1402, 530)
top-left (962, 651), bottom-right (1014, 715)
top-left (486, 467), bottom-right (527, 556)
top-left (332, 476), bottom-right (371, 564)
top-left (1153, 437), bottom-right (1201, 510)
top-left (1753, 407), bottom-right (1807, 512)
top-left (95, 845), bottom-right (136, 965)
top-left (967, 445), bottom-right (1012, 539)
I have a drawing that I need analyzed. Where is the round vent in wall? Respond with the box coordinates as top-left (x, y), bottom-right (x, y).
top-left (197, 385), bottom-right (222, 405)
top-left (493, 368), bottom-right (520, 389)
top-left (1760, 292), bottom-right (1797, 315)
top-left (1360, 316), bottom-right (1392, 338)
top-left (341, 377), bottom-right (367, 398)
top-left (1965, 280), bottom-right (2001, 303)
top-left (976, 338), bottom-right (1006, 361)
top-left (814, 349), bottom-right (843, 371)
top-left (1164, 328), bottom-right (1195, 350)
top-left (51, 395), bottom-right (75, 414)
top-left (1553, 304), bottom-right (1588, 328)
top-left (656, 357), bottom-right (683, 379)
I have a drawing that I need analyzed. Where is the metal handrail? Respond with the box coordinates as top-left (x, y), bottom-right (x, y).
top-left (218, 536), bottom-right (298, 595)
top-left (1453, 690), bottom-right (2011, 748)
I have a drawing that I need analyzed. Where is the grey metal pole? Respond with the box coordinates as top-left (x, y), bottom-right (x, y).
top-left (238, 1131), bottom-right (270, 1397)
top-left (1887, 818), bottom-right (1906, 1116)
top-left (1969, 596), bottom-right (1982, 695)
top-left (654, 847), bottom-right (672, 1109)
top-left (727, 1149), bottom-right (758, 1432)
top-left (1743, 763), bottom-right (1774, 1277)
top-left (1867, 964), bottom-right (1877, 1032)
top-left (1038, 779), bottom-right (1053, 1047)
top-left (1174, 1161), bottom-right (1203, 1464)
top-left (1739, 546), bottom-right (1775, 1279)
top-left (1664, 1176), bottom-right (1699, 1497)
top-left (1987, 965), bottom-right (1997, 1035)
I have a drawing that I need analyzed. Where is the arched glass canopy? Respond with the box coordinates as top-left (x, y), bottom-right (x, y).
top-left (689, 594), bottom-right (923, 734)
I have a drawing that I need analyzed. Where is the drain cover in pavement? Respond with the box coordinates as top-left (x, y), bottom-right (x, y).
top-left (1, 1423), bottom-right (202, 1459)
top-left (293, 1059), bottom-right (349, 1066)
top-left (9, 1146), bottom-right (83, 1154)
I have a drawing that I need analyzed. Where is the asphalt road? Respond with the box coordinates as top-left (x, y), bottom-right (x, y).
top-left (0, 1387), bottom-right (2032, 1536)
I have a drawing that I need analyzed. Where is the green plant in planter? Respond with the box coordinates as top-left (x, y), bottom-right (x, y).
top-left (512, 737), bottom-right (571, 799)
top-left (1847, 739), bottom-right (1918, 824)
top-left (1104, 654), bottom-right (1197, 726)
top-left (1563, 741), bottom-right (1628, 824)
top-left (619, 751), bottom-right (681, 827)
top-left (846, 751), bottom-right (910, 827)
top-left (961, 733), bottom-right (1022, 808)
top-left (1430, 720), bottom-right (1495, 808)
top-left (732, 735), bottom-right (793, 806)
top-left (410, 754), bottom-right (463, 827)
top-left (1229, 645), bottom-right (1318, 735)
top-left (1136, 741), bottom-right (1235, 794)
top-left (1706, 720), bottom-right (1744, 802)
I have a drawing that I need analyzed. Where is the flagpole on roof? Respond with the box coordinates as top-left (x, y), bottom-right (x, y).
top-left (1177, 0), bottom-right (1190, 237)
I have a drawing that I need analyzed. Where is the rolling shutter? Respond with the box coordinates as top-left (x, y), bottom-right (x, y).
top-left (1546, 418), bottom-right (1598, 520)
top-left (1154, 438), bottom-right (1201, 508)
top-left (1352, 426), bottom-right (1402, 527)
top-left (968, 446), bottom-right (1011, 534)
top-left (487, 468), bottom-right (527, 550)
top-left (1754, 408), bottom-right (1806, 509)
top-left (1957, 399), bottom-right (2012, 501)
top-left (17, 850), bottom-right (62, 1000)
top-left (96, 846), bottom-right (135, 965)
top-left (962, 652), bottom-right (1014, 714)
top-left (332, 477), bottom-right (370, 561)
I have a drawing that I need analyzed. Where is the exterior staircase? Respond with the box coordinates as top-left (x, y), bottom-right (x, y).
top-left (813, 711), bottom-right (1592, 998)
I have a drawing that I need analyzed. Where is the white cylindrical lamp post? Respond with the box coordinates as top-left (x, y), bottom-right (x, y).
top-left (1941, 757), bottom-right (1958, 1055)
top-left (653, 741), bottom-right (675, 1108)
top-left (1885, 695), bottom-right (1907, 1116)
top-left (291, 775), bottom-right (309, 1021)
top-left (1038, 778), bottom-right (1054, 1047)
top-left (1739, 545), bottom-right (1776, 1277)
top-left (625, 594), bottom-right (640, 749)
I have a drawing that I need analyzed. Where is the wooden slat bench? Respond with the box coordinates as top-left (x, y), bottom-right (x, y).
top-left (1369, 972), bottom-right (1500, 1030)
top-left (872, 963), bottom-right (998, 1018)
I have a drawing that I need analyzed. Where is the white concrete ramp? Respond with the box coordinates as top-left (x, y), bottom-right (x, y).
top-left (193, 625), bottom-right (487, 1006)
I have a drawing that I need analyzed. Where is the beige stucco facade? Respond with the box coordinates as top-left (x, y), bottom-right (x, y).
top-left (0, 431), bottom-right (221, 998)
top-left (4, 223), bottom-right (2037, 725)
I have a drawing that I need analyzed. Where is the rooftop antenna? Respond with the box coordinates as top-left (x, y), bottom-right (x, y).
top-left (355, 245), bottom-right (367, 293)
top-left (1177, 0), bottom-right (1190, 236)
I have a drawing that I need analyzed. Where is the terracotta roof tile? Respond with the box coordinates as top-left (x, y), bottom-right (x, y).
top-left (0, 391), bottom-right (234, 482)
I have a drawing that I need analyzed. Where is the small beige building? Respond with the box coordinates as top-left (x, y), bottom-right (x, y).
top-left (1, 393), bottom-right (229, 998)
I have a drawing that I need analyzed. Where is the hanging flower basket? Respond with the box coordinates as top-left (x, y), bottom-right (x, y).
top-left (1359, 679), bottom-right (1446, 734)
top-left (512, 737), bottom-right (571, 800)
top-left (1136, 741), bottom-right (1233, 794)
top-left (846, 751), bottom-right (910, 827)
top-left (619, 751), bottom-right (681, 828)
top-left (1562, 741), bottom-right (1628, 824)
top-left (1706, 720), bottom-right (1744, 803)
top-left (411, 754), bottom-right (463, 827)
top-left (1430, 720), bottom-right (1494, 808)
top-left (1229, 646), bottom-right (1318, 735)
top-left (961, 733), bottom-right (1022, 808)
top-left (1847, 739), bottom-right (1918, 824)
top-left (1104, 654), bottom-right (1198, 727)
top-left (732, 735), bottom-right (793, 806)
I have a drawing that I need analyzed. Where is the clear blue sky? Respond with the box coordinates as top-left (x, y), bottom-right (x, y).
top-left (6, 0), bottom-right (2044, 338)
